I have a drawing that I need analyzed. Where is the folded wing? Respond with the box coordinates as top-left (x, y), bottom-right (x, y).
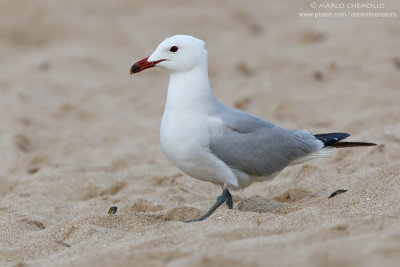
top-left (208, 109), bottom-right (323, 177)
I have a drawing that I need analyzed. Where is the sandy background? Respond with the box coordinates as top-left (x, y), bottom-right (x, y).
top-left (1, 0), bottom-right (400, 266)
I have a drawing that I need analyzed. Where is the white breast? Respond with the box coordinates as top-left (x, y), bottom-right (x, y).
top-left (160, 111), bottom-right (239, 187)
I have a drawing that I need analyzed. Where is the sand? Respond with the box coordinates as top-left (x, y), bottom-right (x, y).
top-left (1, 0), bottom-right (400, 266)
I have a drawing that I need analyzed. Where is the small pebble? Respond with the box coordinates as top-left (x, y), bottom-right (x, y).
top-left (393, 57), bottom-right (400, 70)
top-left (54, 239), bottom-right (71, 247)
top-left (328, 189), bottom-right (348, 199)
top-left (28, 167), bottom-right (40, 174)
top-left (313, 71), bottom-right (324, 81)
top-left (108, 206), bottom-right (118, 214)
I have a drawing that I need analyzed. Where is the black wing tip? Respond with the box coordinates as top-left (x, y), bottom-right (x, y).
top-left (314, 132), bottom-right (350, 146)
top-left (315, 132), bottom-right (350, 138)
top-left (331, 141), bottom-right (377, 148)
top-left (315, 132), bottom-right (377, 148)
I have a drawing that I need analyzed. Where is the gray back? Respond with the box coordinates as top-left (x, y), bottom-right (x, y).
top-left (208, 107), bottom-right (321, 177)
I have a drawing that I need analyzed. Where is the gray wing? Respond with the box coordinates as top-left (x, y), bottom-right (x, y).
top-left (208, 108), bottom-right (322, 177)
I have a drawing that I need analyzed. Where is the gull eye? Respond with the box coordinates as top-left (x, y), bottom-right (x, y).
top-left (170, 46), bottom-right (178, 52)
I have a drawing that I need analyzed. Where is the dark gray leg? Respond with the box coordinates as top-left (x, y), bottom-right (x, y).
top-left (185, 187), bottom-right (233, 223)
top-left (225, 189), bottom-right (233, 209)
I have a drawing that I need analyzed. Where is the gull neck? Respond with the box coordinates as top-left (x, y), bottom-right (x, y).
top-left (164, 63), bottom-right (221, 115)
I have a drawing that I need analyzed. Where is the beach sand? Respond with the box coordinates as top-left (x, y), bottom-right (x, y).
top-left (1, 0), bottom-right (400, 266)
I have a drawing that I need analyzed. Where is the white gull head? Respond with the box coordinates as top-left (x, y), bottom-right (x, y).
top-left (131, 35), bottom-right (208, 74)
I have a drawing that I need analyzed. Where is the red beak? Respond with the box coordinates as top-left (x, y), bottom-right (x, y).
top-left (130, 57), bottom-right (165, 74)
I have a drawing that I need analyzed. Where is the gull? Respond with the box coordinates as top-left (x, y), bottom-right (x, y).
top-left (130, 35), bottom-right (376, 222)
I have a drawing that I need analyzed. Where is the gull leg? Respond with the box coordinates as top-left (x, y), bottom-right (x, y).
top-left (185, 186), bottom-right (231, 223)
top-left (225, 189), bottom-right (233, 209)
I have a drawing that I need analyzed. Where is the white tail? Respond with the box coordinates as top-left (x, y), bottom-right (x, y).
top-left (289, 147), bottom-right (337, 165)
